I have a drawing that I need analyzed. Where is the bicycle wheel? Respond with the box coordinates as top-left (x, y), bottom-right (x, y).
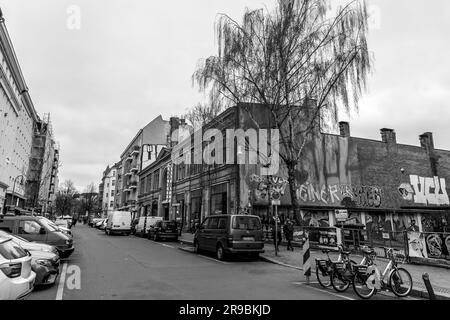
top-left (316, 265), bottom-right (331, 288)
top-left (330, 269), bottom-right (350, 292)
top-left (352, 273), bottom-right (376, 299)
top-left (389, 268), bottom-right (413, 297)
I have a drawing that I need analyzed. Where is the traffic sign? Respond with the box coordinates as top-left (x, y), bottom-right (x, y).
top-left (271, 199), bottom-right (281, 206)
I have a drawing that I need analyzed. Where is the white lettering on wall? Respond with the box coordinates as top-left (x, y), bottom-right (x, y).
top-left (409, 175), bottom-right (449, 206)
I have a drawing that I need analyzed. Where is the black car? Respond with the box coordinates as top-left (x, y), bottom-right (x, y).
top-left (148, 221), bottom-right (178, 241)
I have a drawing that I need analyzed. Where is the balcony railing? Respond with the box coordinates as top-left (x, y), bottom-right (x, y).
top-left (130, 166), bottom-right (139, 174)
top-left (131, 145), bottom-right (140, 156)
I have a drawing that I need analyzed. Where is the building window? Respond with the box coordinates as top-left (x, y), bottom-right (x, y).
top-left (153, 171), bottom-right (160, 190)
top-left (146, 174), bottom-right (152, 193)
top-left (112, 180), bottom-right (115, 186)
top-left (111, 190), bottom-right (114, 197)
top-left (140, 177), bottom-right (146, 195)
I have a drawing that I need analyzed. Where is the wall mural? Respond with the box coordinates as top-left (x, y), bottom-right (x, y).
top-left (398, 175), bottom-right (449, 206)
top-left (249, 174), bottom-right (288, 203)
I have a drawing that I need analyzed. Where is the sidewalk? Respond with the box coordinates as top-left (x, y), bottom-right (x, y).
top-left (179, 233), bottom-right (450, 299)
top-left (260, 243), bottom-right (450, 300)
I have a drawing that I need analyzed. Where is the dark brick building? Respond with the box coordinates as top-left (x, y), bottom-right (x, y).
top-left (168, 103), bottom-right (450, 241)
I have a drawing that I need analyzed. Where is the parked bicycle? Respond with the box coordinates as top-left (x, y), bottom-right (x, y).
top-left (315, 247), bottom-right (346, 288)
top-left (329, 246), bottom-right (360, 293)
top-left (352, 247), bottom-right (412, 299)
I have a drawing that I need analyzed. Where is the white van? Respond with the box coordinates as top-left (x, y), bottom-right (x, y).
top-left (135, 216), bottom-right (163, 237)
top-left (105, 211), bottom-right (132, 236)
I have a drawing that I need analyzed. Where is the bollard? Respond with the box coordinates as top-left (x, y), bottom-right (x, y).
top-left (422, 273), bottom-right (436, 300)
top-left (303, 233), bottom-right (311, 284)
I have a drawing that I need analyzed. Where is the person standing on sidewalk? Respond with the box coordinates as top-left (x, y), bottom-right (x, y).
top-left (283, 220), bottom-right (294, 251)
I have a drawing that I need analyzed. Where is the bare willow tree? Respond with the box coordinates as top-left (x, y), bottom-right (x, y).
top-left (193, 0), bottom-right (372, 216)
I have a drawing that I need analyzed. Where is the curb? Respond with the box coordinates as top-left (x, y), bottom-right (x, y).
top-left (179, 239), bottom-right (194, 246)
top-left (260, 255), bottom-right (450, 300)
top-left (178, 246), bottom-right (195, 253)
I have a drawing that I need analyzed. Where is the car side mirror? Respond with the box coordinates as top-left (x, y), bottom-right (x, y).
top-left (198, 225), bottom-right (204, 231)
top-left (39, 227), bottom-right (46, 235)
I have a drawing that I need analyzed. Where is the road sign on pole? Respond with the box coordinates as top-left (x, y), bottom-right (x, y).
top-left (303, 231), bottom-right (311, 284)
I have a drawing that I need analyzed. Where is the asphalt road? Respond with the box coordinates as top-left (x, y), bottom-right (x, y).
top-left (29, 225), bottom-right (418, 300)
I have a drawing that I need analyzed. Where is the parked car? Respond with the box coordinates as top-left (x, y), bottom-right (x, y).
top-left (194, 215), bottom-right (264, 261)
top-left (135, 216), bottom-right (163, 237)
top-left (0, 231), bottom-right (60, 286)
top-left (89, 217), bottom-right (103, 227)
top-left (98, 219), bottom-right (107, 231)
top-left (105, 211), bottom-right (132, 236)
top-left (0, 237), bottom-right (36, 300)
top-left (29, 249), bottom-right (60, 286)
top-left (41, 218), bottom-right (72, 237)
top-left (148, 220), bottom-right (179, 242)
top-left (94, 219), bottom-right (106, 229)
top-left (0, 215), bottom-right (74, 259)
top-left (54, 219), bottom-right (70, 229)
top-left (0, 230), bottom-right (59, 255)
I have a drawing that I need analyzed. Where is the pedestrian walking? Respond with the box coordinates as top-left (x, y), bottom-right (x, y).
top-left (284, 220), bottom-right (294, 251)
top-left (72, 215), bottom-right (78, 228)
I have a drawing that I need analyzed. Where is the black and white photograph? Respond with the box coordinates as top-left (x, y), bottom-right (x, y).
top-left (0, 0), bottom-right (449, 309)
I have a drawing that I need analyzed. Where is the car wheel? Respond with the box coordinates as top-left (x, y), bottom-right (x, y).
top-left (216, 244), bottom-right (225, 261)
top-left (251, 252), bottom-right (260, 260)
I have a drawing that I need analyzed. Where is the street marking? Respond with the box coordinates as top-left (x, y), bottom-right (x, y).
top-left (56, 263), bottom-right (68, 301)
top-left (292, 282), bottom-right (355, 300)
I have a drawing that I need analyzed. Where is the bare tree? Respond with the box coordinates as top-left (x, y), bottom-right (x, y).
top-left (79, 183), bottom-right (99, 218)
top-left (184, 91), bottom-right (224, 129)
top-left (193, 0), bottom-right (372, 217)
top-left (55, 180), bottom-right (77, 217)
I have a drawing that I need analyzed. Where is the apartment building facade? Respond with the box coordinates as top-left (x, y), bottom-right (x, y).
top-left (115, 116), bottom-right (171, 219)
top-left (25, 114), bottom-right (60, 214)
top-left (0, 9), bottom-right (39, 214)
top-left (100, 164), bottom-right (117, 217)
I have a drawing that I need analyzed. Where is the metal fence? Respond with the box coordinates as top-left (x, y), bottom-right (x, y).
top-left (262, 225), bottom-right (450, 263)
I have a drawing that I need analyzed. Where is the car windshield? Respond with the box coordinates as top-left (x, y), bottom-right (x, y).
top-left (0, 238), bottom-right (27, 259)
top-left (232, 216), bottom-right (262, 231)
top-left (39, 218), bottom-right (59, 232)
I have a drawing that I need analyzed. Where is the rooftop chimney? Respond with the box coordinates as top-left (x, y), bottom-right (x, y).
top-left (381, 128), bottom-right (396, 144)
top-left (339, 122), bottom-right (351, 137)
top-left (420, 132), bottom-right (435, 152)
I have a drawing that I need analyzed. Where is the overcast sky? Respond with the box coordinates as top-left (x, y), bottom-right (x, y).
top-left (1, 0), bottom-right (450, 191)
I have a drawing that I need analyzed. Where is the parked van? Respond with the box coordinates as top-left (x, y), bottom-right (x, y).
top-left (134, 216), bottom-right (163, 237)
top-left (0, 215), bottom-right (74, 258)
top-left (194, 215), bottom-right (264, 261)
top-left (105, 211), bottom-right (132, 236)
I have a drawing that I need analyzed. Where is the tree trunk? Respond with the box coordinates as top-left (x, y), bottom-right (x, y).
top-left (287, 161), bottom-right (301, 226)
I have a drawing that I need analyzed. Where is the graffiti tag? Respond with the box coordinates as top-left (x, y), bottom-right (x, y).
top-left (399, 175), bottom-right (449, 206)
top-left (296, 183), bottom-right (382, 208)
